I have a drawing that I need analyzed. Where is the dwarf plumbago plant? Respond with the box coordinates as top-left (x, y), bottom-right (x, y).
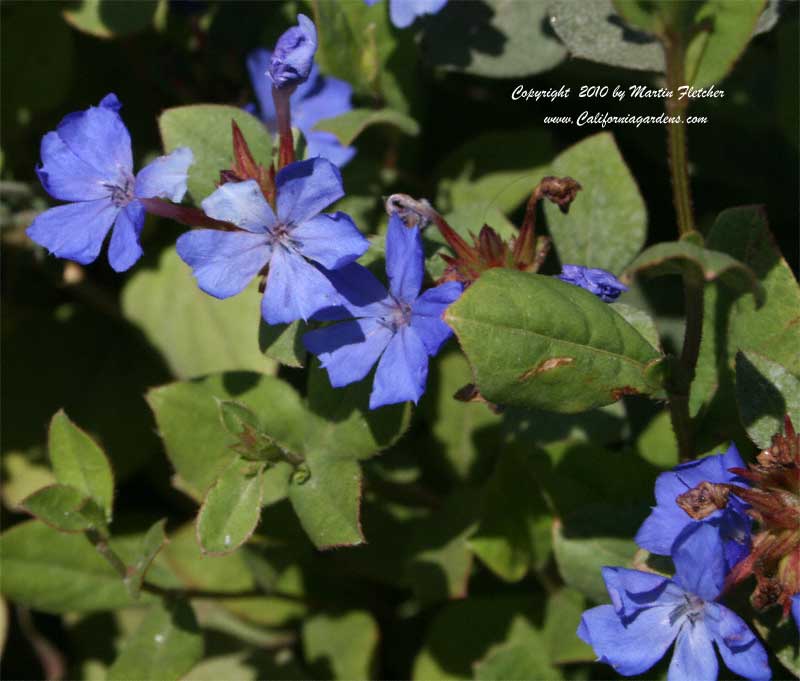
top-left (3, 2), bottom-right (799, 680)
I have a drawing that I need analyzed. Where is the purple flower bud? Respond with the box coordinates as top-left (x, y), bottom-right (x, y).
top-left (268, 14), bottom-right (318, 90)
top-left (557, 264), bottom-right (628, 303)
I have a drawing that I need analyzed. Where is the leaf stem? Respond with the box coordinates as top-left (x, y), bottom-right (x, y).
top-left (86, 530), bottom-right (306, 604)
top-left (663, 30), bottom-right (695, 236)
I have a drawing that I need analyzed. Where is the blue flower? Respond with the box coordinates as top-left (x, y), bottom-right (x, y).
top-left (269, 14), bottom-right (317, 90)
top-left (27, 94), bottom-right (193, 272)
top-left (636, 444), bottom-right (753, 573)
top-left (792, 595), bottom-right (800, 636)
top-left (364, 0), bottom-right (448, 28)
top-left (247, 49), bottom-right (355, 168)
top-left (176, 157), bottom-right (368, 325)
top-left (303, 214), bottom-right (462, 409)
top-left (557, 264), bottom-right (628, 302)
top-left (578, 524), bottom-right (771, 681)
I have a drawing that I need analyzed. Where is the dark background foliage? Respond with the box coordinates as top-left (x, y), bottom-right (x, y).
top-left (1, 1), bottom-right (798, 679)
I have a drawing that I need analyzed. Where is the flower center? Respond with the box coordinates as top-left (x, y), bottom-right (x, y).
top-left (380, 300), bottom-right (412, 333)
top-left (268, 222), bottom-right (298, 249)
top-left (104, 174), bottom-right (134, 208)
top-left (669, 593), bottom-right (705, 627)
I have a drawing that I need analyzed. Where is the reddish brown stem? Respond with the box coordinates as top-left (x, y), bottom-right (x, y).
top-left (139, 198), bottom-right (237, 231)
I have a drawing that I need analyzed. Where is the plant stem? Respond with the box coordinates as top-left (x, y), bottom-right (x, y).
top-left (272, 87), bottom-right (296, 169)
top-left (663, 31), bottom-right (695, 236)
top-left (86, 530), bottom-right (306, 604)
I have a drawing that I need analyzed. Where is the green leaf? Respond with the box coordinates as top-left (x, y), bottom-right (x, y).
top-left (258, 320), bottom-right (306, 368)
top-left (182, 651), bottom-right (307, 681)
top-left (313, 0), bottom-right (409, 110)
top-left (19, 484), bottom-right (107, 534)
top-left (0, 520), bottom-right (140, 613)
top-left (423, 0), bottom-right (566, 78)
top-left (48, 410), bottom-right (114, 521)
top-left (610, 303), bottom-right (661, 351)
top-left (126, 519), bottom-right (168, 599)
top-left (544, 132), bottom-right (647, 275)
top-left (158, 105), bottom-right (273, 201)
top-left (553, 506), bottom-right (640, 602)
top-left (161, 524), bottom-right (306, 627)
top-left (736, 351), bottom-right (800, 449)
top-left (709, 207), bottom-right (800, 374)
top-left (435, 130), bottom-right (552, 215)
top-left (147, 373), bottom-right (305, 501)
top-left (685, 1), bottom-right (766, 87)
top-left (217, 400), bottom-right (285, 462)
top-left (550, 0), bottom-right (665, 72)
top-left (612, 0), bottom-right (664, 33)
top-left (412, 597), bottom-right (538, 681)
top-left (445, 270), bottom-right (663, 413)
top-left (197, 459), bottom-right (265, 555)
top-left (1, 448), bottom-right (55, 509)
top-left (314, 108), bottom-right (419, 147)
top-left (305, 362), bottom-right (411, 460)
top-left (468, 448), bottom-right (552, 581)
top-left (63, 0), bottom-right (158, 39)
top-left (302, 611), bottom-right (379, 680)
top-left (406, 488), bottom-right (477, 603)
top-left (107, 600), bottom-right (203, 681)
top-left (624, 240), bottom-right (764, 304)
top-left (692, 206), bottom-right (800, 448)
top-left (543, 589), bottom-right (594, 664)
top-left (636, 411), bottom-right (679, 469)
top-left (122, 247), bottom-right (275, 379)
top-left (288, 453), bottom-right (364, 550)
top-left (420, 351), bottom-right (503, 481)
top-left (473, 639), bottom-right (555, 681)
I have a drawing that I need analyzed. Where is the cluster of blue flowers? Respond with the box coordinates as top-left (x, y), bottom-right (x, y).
top-left (26, 12), bottom-right (628, 411)
top-left (579, 445), bottom-right (772, 680)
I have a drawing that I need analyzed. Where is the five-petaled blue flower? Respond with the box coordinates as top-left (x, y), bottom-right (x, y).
top-left (247, 49), bottom-right (355, 167)
top-left (579, 524), bottom-right (771, 681)
top-left (557, 264), bottom-right (628, 302)
top-left (28, 93), bottom-right (193, 272)
top-left (636, 444), bottom-right (752, 573)
top-left (269, 14), bottom-right (317, 90)
top-left (303, 214), bottom-right (462, 409)
top-left (176, 157), bottom-right (368, 325)
top-left (364, 0), bottom-right (448, 28)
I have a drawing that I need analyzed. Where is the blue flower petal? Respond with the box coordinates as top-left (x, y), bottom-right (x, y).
top-left (410, 281), bottom-right (461, 355)
top-left (668, 621), bottom-right (718, 681)
top-left (27, 198), bottom-right (119, 265)
top-left (672, 524), bottom-right (726, 601)
top-left (792, 595), bottom-right (800, 636)
top-left (577, 604), bottom-right (677, 677)
top-left (292, 211), bottom-right (368, 270)
top-left (36, 131), bottom-right (109, 202)
top-left (275, 157), bottom-right (344, 225)
top-left (201, 180), bottom-right (276, 233)
top-left (294, 76), bottom-right (353, 129)
top-left (108, 201), bottom-right (145, 272)
top-left (304, 318), bottom-right (393, 388)
top-left (134, 147), bottom-right (193, 201)
top-left (389, 0), bottom-right (448, 28)
top-left (635, 504), bottom-right (688, 555)
top-left (246, 48), bottom-right (275, 124)
top-left (314, 263), bottom-right (391, 321)
top-left (269, 14), bottom-right (317, 89)
top-left (261, 247), bottom-right (341, 324)
top-left (385, 214), bottom-right (423, 302)
top-left (706, 602), bottom-right (771, 681)
top-left (370, 325), bottom-right (429, 409)
top-left (56, 93), bottom-right (133, 181)
top-left (176, 229), bottom-right (270, 298)
top-left (304, 130), bottom-right (357, 168)
top-left (601, 567), bottom-right (680, 619)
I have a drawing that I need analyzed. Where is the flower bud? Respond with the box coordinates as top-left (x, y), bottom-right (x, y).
top-left (268, 14), bottom-right (317, 90)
